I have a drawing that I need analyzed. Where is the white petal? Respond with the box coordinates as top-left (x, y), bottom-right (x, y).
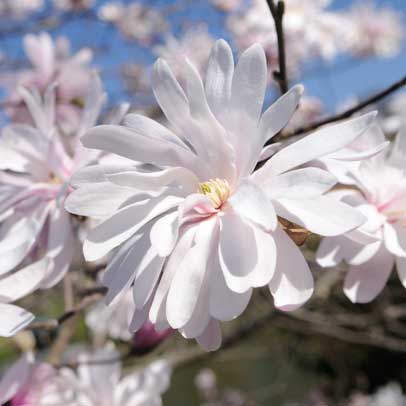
top-left (344, 245), bottom-right (394, 303)
top-left (383, 223), bottom-right (406, 257)
top-left (106, 167), bottom-right (198, 194)
top-left (210, 256), bottom-right (252, 321)
top-left (0, 304), bottom-right (34, 337)
top-left (196, 319), bottom-right (222, 352)
top-left (205, 39), bottom-right (234, 122)
top-left (219, 211), bottom-right (276, 293)
top-left (123, 113), bottom-right (189, 149)
top-left (82, 125), bottom-right (208, 179)
top-left (149, 226), bottom-right (196, 325)
top-left (166, 217), bottom-right (218, 329)
top-left (150, 211), bottom-right (179, 257)
top-left (70, 164), bottom-right (135, 187)
top-left (255, 112), bottom-right (377, 179)
top-left (269, 227), bottom-right (313, 311)
top-left (84, 195), bottom-right (182, 261)
top-left (229, 179), bottom-right (277, 231)
top-left (230, 43), bottom-right (267, 125)
top-left (152, 58), bottom-right (190, 132)
top-left (65, 182), bottom-right (136, 218)
top-left (133, 247), bottom-right (164, 309)
top-left (260, 167), bottom-right (337, 200)
top-left (103, 228), bottom-right (153, 305)
top-left (259, 85), bottom-right (303, 143)
top-left (274, 195), bottom-right (366, 236)
top-left (0, 258), bottom-right (52, 302)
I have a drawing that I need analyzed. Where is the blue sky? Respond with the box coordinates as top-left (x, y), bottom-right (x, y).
top-left (0, 0), bottom-right (404, 113)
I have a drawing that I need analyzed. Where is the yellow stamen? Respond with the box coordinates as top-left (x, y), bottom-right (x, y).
top-left (198, 178), bottom-right (231, 209)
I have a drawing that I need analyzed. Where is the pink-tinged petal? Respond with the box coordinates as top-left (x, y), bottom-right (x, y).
top-left (274, 195), bottom-right (366, 237)
top-left (229, 179), bottom-right (277, 231)
top-left (106, 167), bottom-right (199, 194)
top-left (82, 125), bottom-right (208, 179)
top-left (133, 247), bottom-right (165, 309)
top-left (23, 32), bottom-right (54, 80)
top-left (219, 210), bottom-right (276, 293)
top-left (129, 305), bottom-right (150, 333)
top-left (166, 217), bottom-right (218, 329)
top-left (396, 256), bottom-right (406, 289)
top-left (0, 352), bottom-right (34, 404)
top-left (149, 226), bottom-right (196, 325)
top-left (0, 258), bottom-right (52, 302)
top-left (259, 85), bottom-right (303, 144)
top-left (344, 245), bottom-right (394, 303)
top-left (259, 167), bottom-right (337, 201)
top-left (210, 254), bottom-right (252, 321)
top-left (255, 112), bottom-right (377, 179)
top-left (0, 304), bottom-right (34, 337)
top-left (65, 182), bottom-right (136, 218)
top-left (150, 211), bottom-right (179, 257)
top-left (196, 319), bottom-right (222, 352)
top-left (84, 195), bottom-right (183, 261)
top-left (46, 207), bottom-right (70, 258)
top-left (383, 223), bottom-right (406, 257)
top-left (269, 227), bottom-right (313, 311)
top-left (205, 39), bottom-right (234, 123)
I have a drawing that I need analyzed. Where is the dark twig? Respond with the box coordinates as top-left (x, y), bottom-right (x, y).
top-left (28, 289), bottom-right (106, 331)
top-left (266, 0), bottom-right (288, 94)
top-left (279, 75), bottom-right (406, 139)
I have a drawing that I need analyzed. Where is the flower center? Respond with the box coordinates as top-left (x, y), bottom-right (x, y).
top-left (198, 178), bottom-right (231, 209)
top-left (48, 172), bottom-right (62, 185)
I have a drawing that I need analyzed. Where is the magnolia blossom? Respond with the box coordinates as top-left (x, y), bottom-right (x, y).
top-left (349, 383), bottom-right (406, 406)
top-left (98, 2), bottom-right (168, 46)
top-left (227, 0), bottom-right (346, 79)
top-left (317, 127), bottom-right (406, 303)
top-left (0, 346), bottom-right (171, 406)
top-left (153, 26), bottom-right (215, 79)
top-left (66, 40), bottom-right (375, 350)
top-left (1, 32), bottom-right (93, 134)
top-left (210, 0), bottom-right (242, 13)
top-left (341, 1), bottom-right (403, 58)
top-left (0, 0), bottom-right (43, 19)
top-left (0, 74), bottom-right (106, 336)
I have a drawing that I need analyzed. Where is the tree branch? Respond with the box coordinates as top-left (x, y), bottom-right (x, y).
top-left (266, 0), bottom-right (288, 94)
top-left (279, 75), bottom-right (406, 139)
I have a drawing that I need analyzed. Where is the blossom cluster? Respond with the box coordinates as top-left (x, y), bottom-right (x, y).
top-left (0, 1), bottom-right (403, 401)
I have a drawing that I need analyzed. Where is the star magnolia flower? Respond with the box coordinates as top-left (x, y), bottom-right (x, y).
top-left (317, 126), bottom-right (406, 303)
top-left (0, 346), bottom-right (171, 406)
top-left (66, 40), bottom-right (375, 350)
top-left (1, 32), bottom-right (93, 134)
top-left (0, 73), bottom-right (106, 336)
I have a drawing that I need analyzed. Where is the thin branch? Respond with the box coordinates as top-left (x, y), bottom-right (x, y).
top-left (266, 0), bottom-right (288, 94)
top-left (28, 289), bottom-right (106, 331)
top-left (279, 75), bottom-right (406, 139)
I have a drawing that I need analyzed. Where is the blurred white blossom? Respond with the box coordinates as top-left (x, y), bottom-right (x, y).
top-left (98, 2), bottom-right (168, 46)
top-left (0, 0), bottom-right (43, 19)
